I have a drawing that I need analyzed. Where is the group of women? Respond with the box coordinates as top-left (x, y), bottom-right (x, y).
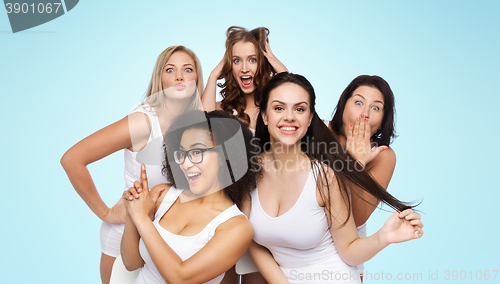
top-left (61, 26), bottom-right (424, 284)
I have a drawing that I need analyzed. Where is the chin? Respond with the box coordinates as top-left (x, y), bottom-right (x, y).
top-left (239, 84), bottom-right (255, 94)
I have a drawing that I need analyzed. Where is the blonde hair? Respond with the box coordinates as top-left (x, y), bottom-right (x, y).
top-left (144, 46), bottom-right (204, 114)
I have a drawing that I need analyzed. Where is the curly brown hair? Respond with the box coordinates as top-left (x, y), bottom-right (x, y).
top-left (218, 26), bottom-right (277, 125)
top-left (162, 110), bottom-right (258, 208)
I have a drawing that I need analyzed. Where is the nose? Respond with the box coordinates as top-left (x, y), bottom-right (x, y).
top-left (283, 108), bottom-right (296, 122)
top-left (180, 155), bottom-right (194, 171)
top-left (175, 71), bottom-right (184, 81)
top-left (242, 61), bottom-right (249, 72)
top-left (362, 106), bottom-right (370, 119)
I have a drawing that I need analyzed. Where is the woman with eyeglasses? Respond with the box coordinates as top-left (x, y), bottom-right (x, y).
top-left (120, 110), bottom-right (258, 284)
top-left (60, 45), bottom-right (204, 284)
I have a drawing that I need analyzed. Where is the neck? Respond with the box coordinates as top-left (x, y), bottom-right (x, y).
top-left (179, 183), bottom-right (230, 206)
top-left (157, 98), bottom-right (192, 132)
top-left (265, 140), bottom-right (309, 173)
top-left (245, 92), bottom-right (256, 109)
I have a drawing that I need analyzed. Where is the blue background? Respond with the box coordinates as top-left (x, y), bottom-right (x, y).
top-left (1, 1), bottom-right (499, 283)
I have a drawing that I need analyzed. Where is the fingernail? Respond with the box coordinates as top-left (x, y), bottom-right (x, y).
top-left (135, 194), bottom-right (139, 198)
top-left (399, 213), bottom-right (403, 218)
top-left (129, 197), bottom-right (133, 200)
top-left (356, 117), bottom-right (360, 121)
top-left (349, 123), bottom-right (353, 128)
top-left (361, 114), bottom-right (364, 118)
top-left (406, 215), bottom-right (410, 219)
top-left (365, 118), bottom-right (369, 122)
top-left (384, 146), bottom-right (388, 150)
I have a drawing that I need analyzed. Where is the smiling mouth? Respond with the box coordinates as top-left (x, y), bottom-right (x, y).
top-left (240, 75), bottom-right (253, 88)
top-left (278, 126), bottom-right (298, 134)
top-left (187, 172), bottom-right (201, 184)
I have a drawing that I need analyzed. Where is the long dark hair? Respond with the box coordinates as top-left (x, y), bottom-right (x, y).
top-left (219, 26), bottom-right (276, 125)
top-left (255, 72), bottom-right (411, 226)
top-left (162, 110), bottom-right (257, 208)
top-left (330, 75), bottom-right (397, 146)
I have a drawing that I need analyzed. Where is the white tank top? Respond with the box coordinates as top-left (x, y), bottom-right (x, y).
top-left (249, 163), bottom-right (360, 283)
top-left (135, 187), bottom-right (245, 284)
top-left (124, 104), bottom-right (170, 190)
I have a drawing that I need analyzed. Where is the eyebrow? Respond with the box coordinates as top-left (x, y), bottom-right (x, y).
top-left (271, 100), bottom-right (309, 106)
top-left (353, 94), bottom-right (384, 105)
top-left (165, 63), bottom-right (195, 68)
top-left (179, 142), bottom-right (208, 150)
top-left (232, 55), bottom-right (256, 58)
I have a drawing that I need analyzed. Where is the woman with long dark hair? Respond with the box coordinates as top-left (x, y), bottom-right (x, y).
top-left (326, 75), bottom-right (400, 277)
top-left (245, 72), bottom-right (423, 284)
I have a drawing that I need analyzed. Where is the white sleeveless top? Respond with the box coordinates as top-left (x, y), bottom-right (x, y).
top-left (135, 187), bottom-right (245, 284)
top-left (249, 163), bottom-right (361, 284)
top-left (124, 104), bottom-right (170, 190)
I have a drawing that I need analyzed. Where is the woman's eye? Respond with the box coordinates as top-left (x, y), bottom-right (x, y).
top-left (296, 107), bottom-right (305, 112)
top-left (233, 59), bottom-right (240, 64)
top-left (250, 58), bottom-right (257, 63)
top-left (355, 101), bottom-right (363, 106)
top-left (274, 106), bottom-right (283, 111)
top-left (371, 106), bottom-right (380, 111)
top-left (191, 150), bottom-right (202, 156)
top-left (166, 68), bottom-right (174, 73)
top-left (185, 68), bottom-right (193, 73)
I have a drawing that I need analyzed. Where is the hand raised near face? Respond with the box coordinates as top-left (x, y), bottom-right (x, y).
top-left (346, 114), bottom-right (388, 167)
top-left (123, 164), bottom-right (165, 222)
top-left (262, 41), bottom-right (288, 74)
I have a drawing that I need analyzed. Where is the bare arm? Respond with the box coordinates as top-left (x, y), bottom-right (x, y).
top-left (263, 41), bottom-right (288, 74)
top-left (121, 183), bottom-right (171, 271)
top-left (202, 59), bottom-right (224, 112)
top-left (125, 167), bottom-right (253, 284)
top-left (248, 241), bottom-right (289, 284)
top-left (341, 115), bottom-right (397, 225)
top-left (60, 112), bottom-right (151, 223)
top-left (352, 148), bottom-right (396, 225)
top-left (323, 168), bottom-right (423, 267)
top-left (120, 210), bottom-right (145, 270)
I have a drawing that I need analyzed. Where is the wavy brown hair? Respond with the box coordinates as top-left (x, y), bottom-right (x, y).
top-left (218, 26), bottom-right (277, 125)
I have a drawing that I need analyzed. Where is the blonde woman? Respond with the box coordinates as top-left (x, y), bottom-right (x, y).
top-left (61, 45), bottom-right (204, 284)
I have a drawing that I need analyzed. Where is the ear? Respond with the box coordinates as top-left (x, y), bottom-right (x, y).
top-left (262, 112), bottom-right (268, 125)
top-left (308, 113), bottom-right (313, 127)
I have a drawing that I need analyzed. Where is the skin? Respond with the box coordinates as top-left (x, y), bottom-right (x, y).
top-left (60, 51), bottom-right (198, 284)
top-left (202, 40), bottom-right (288, 131)
top-left (243, 83), bottom-right (424, 283)
top-left (334, 85), bottom-right (396, 227)
top-left (201, 34), bottom-right (288, 284)
top-left (120, 130), bottom-right (253, 284)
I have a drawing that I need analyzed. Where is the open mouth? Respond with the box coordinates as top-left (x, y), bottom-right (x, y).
top-left (240, 75), bottom-right (253, 88)
top-left (187, 172), bottom-right (201, 184)
top-left (278, 126), bottom-right (299, 135)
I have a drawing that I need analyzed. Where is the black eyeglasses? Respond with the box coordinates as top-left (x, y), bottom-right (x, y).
top-left (173, 147), bottom-right (218, 165)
